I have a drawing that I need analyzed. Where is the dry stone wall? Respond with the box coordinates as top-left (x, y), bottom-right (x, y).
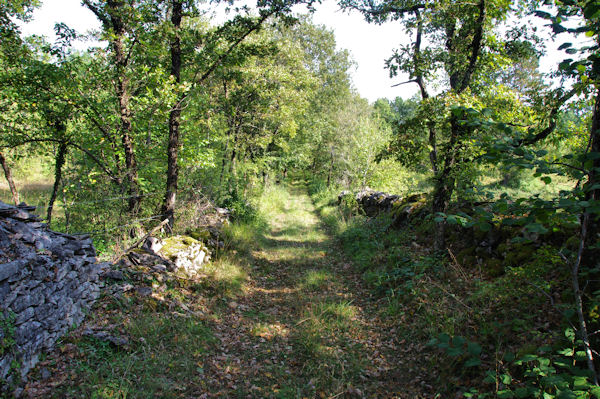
top-left (0, 202), bottom-right (105, 383)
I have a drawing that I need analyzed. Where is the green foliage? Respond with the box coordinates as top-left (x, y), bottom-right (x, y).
top-left (458, 330), bottom-right (600, 398)
top-left (0, 311), bottom-right (16, 356)
top-left (221, 188), bottom-right (258, 223)
top-left (428, 333), bottom-right (483, 370)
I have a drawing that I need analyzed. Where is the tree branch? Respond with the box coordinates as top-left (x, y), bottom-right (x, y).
top-left (391, 79), bottom-right (417, 87)
top-left (1, 138), bottom-right (121, 184)
top-left (82, 0), bottom-right (111, 27)
top-left (514, 87), bottom-right (578, 147)
top-left (459, 0), bottom-right (485, 92)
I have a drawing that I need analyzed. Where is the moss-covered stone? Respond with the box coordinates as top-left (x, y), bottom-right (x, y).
top-left (456, 247), bottom-right (475, 265)
top-left (496, 242), bottom-right (508, 256)
top-left (188, 229), bottom-right (211, 242)
top-left (502, 243), bottom-right (535, 267)
top-left (391, 193), bottom-right (428, 226)
top-left (160, 236), bottom-right (201, 261)
top-left (565, 236), bottom-right (580, 251)
top-left (485, 258), bottom-right (505, 277)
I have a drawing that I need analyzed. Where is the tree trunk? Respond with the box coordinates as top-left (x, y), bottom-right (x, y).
top-left (588, 87), bottom-right (600, 212)
top-left (0, 151), bottom-right (19, 205)
top-left (47, 142), bottom-right (68, 226)
top-left (162, 0), bottom-right (183, 232)
top-left (432, 116), bottom-right (462, 251)
top-left (578, 85), bottom-right (600, 385)
top-left (430, 0), bottom-right (485, 251)
top-left (108, 1), bottom-right (141, 215)
top-left (327, 149), bottom-right (334, 187)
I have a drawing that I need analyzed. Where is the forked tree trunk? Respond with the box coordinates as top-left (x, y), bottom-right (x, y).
top-left (0, 151), bottom-right (19, 205)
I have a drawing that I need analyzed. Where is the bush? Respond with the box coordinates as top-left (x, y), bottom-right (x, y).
top-left (220, 188), bottom-right (258, 223)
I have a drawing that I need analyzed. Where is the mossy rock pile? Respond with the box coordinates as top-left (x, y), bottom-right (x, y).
top-left (338, 189), bottom-right (429, 225)
top-left (160, 236), bottom-right (203, 261)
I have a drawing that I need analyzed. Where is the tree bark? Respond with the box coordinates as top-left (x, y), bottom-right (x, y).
top-left (162, 0), bottom-right (184, 232)
top-left (112, 9), bottom-right (141, 215)
top-left (0, 151), bottom-right (19, 205)
top-left (578, 85), bottom-right (600, 385)
top-left (47, 142), bottom-right (68, 226)
top-left (85, 0), bottom-right (142, 214)
top-left (432, 115), bottom-right (464, 251)
top-left (588, 87), bottom-right (600, 208)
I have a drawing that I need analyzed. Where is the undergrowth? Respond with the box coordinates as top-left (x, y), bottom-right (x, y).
top-left (308, 177), bottom-right (591, 397)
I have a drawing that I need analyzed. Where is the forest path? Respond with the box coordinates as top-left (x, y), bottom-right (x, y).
top-left (200, 183), bottom-right (425, 398)
top-left (23, 183), bottom-right (429, 399)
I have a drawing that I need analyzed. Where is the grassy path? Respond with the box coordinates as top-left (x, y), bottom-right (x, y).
top-left (24, 183), bottom-right (430, 398)
top-left (198, 183), bottom-right (426, 398)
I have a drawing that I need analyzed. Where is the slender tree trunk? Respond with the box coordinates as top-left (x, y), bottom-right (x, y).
top-left (105, 1), bottom-right (141, 215)
top-left (47, 142), bottom-right (68, 226)
top-left (571, 212), bottom-right (599, 385)
top-left (0, 151), bottom-right (19, 205)
top-left (588, 87), bottom-right (600, 217)
top-left (432, 116), bottom-right (462, 251)
top-left (162, 0), bottom-right (184, 231)
top-left (219, 81), bottom-right (231, 187)
top-left (219, 142), bottom-right (229, 186)
top-left (228, 142), bottom-right (238, 193)
top-left (327, 149), bottom-right (334, 187)
top-left (413, 10), bottom-right (439, 176)
top-left (61, 189), bottom-right (70, 233)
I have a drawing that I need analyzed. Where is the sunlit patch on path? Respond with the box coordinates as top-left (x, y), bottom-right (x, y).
top-left (197, 184), bottom-right (427, 398)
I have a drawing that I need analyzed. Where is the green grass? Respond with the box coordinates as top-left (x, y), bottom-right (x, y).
top-left (301, 269), bottom-right (333, 291)
top-left (57, 313), bottom-right (214, 399)
top-left (191, 255), bottom-right (248, 297)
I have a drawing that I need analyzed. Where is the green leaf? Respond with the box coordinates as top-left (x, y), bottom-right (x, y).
top-left (558, 42), bottom-right (573, 50)
top-left (557, 348), bottom-right (574, 357)
top-left (452, 336), bottom-right (466, 348)
top-left (468, 342), bottom-right (482, 356)
top-left (447, 346), bottom-right (463, 357)
top-left (504, 352), bottom-right (515, 362)
top-left (565, 328), bottom-right (576, 343)
top-left (534, 10), bottom-right (552, 19)
top-left (477, 222), bottom-right (492, 232)
top-left (464, 357), bottom-right (481, 367)
top-left (525, 223), bottom-right (548, 234)
top-left (438, 333), bottom-right (451, 344)
top-left (573, 375), bottom-right (590, 389)
top-left (497, 389), bottom-right (514, 399)
top-left (514, 388), bottom-right (530, 398)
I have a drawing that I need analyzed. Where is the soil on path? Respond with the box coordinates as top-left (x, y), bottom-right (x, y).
top-left (199, 184), bottom-right (431, 398)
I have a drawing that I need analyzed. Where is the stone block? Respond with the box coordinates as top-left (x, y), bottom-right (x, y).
top-left (15, 307), bottom-right (35, 325)
top-left (0, 260), bottom-right (23, 282)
